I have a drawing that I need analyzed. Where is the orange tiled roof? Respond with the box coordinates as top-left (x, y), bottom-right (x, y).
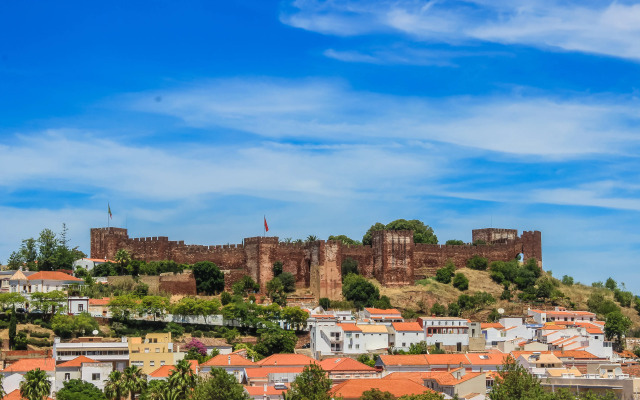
top-left (89, 297), bottom-right (110, 306)
top-left (201, 354), bottom-right (256, 367)
top-left (56, 356), bottom-right (98, 368)
top-left (552, 350), bottom-right (600, 359)
top-left (338, 324), bottom-right (362, 332)
top-left (2, 358), bottom-right (55, 373)
top-left (382, 372), bottom-right (432, 384)
top-left (257, 353), bottom-right (317, 367)
top-left (149, 360), bottom-right (198, 378)
top-left (465, 353), bottom-right (508, 365)
top-left (364, 308), bottom-right (401, 315)
top-left (244, 385), bottom-right (288, 396)
top-left (27, 271), bottom-right (82, 281)
top-left (319, 357), bottom-right (376, 372)
top-left (3, 389), bottom-right (53, 400)
top-left (331, 378), bottom-right (435, 399)
top-left (378, 354), bottom-right (429, 366)
top-left (392, 322), bottom-right (422, 332)
top-left (422, 369), bottom-right (485, 386)
top-left (245, 366), bottom-right (304, 378)
top-left (481, 323), bottom-right (504, 329)
top-left (424, 354), bottom-right (469, 365)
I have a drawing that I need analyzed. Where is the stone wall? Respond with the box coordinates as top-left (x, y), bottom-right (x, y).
top-left (90, 227), bottom-right (542, 299)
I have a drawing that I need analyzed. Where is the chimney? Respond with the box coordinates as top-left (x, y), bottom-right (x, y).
top-left (228, 356), bottom-right (231, 365)
top-left (264, 383), bottom-right (267, 393)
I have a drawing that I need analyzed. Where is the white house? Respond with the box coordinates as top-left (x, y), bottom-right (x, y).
top-left (72, 258), bottom-right (115, 273)
top-left (361, 308), bottom-right (403, 324)
top-left (391, 322), bottom-right (424, 352)
top-left (529, 307), bottom-right (597, 324)
top-left (9, 270), bottom-right (83, 294)
top-left (419, 316), bottom-right (470, 352)
top-left (54, 356), bottom-right (112, 392)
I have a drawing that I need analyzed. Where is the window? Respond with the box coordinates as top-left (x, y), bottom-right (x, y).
top-left (156, 348), bottom-right (160, 353)
top-left (78, 304), bottom-right (84, 312)
top-left (150, 361), bottom-right (155, 367)
top-left (92, 373), bottom-right (100, 381)
top-left (161, 361), bottom-right (165, 366)
top-left (145, 348), bottom-right (150, 353)
top-left (356, 344), bottom-right (359, 349)
top-left (64, 373), bottom-right (71, 381)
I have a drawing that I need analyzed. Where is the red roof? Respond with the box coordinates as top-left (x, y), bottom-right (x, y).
top-left (338, 324), bottom-right (362, 332)
top-left (244, 385), bottom-right (288, 396)
top-left (245, 366), bottom-right (305, 378)
top-left (481, 323), bottom-right (504, 329)
top-left (2, 358), bottom-right (56, 373)
top-left (319, 358), bottom-right (376, 372)
top-left (392, 322), bottom-right (422, 332)
top-left (3, 390), bottom-right (53, 400)
top-left (201, 354), bottom-right (256, 367)
top-left (89, 297), bottom-right (110, 306)
top-left (331, 378), bottom-right (435, 399)
top-left (257, 353), bottom-right (317, 367)
top-left (56, 356), bottom-right (98, 368)
top-left (149, 360), bottom-right (198, 378)
top-left (365, 308), bottom-right (401, 315)
top-left (27, 271), bottom-right (82, 281)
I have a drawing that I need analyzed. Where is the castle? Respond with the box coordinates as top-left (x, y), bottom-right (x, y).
top-left (90, 227), bottom-right (541, 300)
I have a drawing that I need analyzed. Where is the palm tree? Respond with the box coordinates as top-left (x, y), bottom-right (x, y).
top-left (104, 370), bottom-right (127, 400)
top-left (114, 249), bottom-right (132, 275)
top-left (167, 359), bottom-right (197, 398)
top-left (20, 368), bottom-right (50, 400)
top-left (123, 365), bottom-right (147, 399)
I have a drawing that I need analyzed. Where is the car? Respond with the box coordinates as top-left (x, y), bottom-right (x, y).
top-left (301, 343), bottom-right (310, 349)
top-left (15, 308), bottom-right (26, 313)
top-left (30, 309), bottom-right (44, 314)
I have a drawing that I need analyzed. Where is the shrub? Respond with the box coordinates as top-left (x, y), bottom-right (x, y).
top-left (466, 255), bottom-right (488, 270)
top-left (402, 309), bottom-right (418, 319)
top-left (319, 298), bottom-right (331, 310)
top-left (341, 257), bottom-right (359, 279)
top-left (192, 330), bottom-right (203, 338)
top-left (27, 338), bottom-right (52, 347)
top-left (447, 303), bottom-right (460, 317)
top-left (430, 302), bottom-right (446, 316)
top-left (435, 261), bottom-right (456, 284)
top-left (453, 273), bottom-right (469, 291)
top-left (488, 309), bottom-right (500, 322)
top-left (561, 275), bottom-right (574, 286)
top-left (342, 274), bottom-right (380, 309)
top-left (220, 291), bottom-right (232, 306)
top-left (30, 331), bottom-right (51, 339)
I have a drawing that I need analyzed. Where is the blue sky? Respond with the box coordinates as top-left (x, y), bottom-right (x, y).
top-left (2, 0), bottom-right (640, 292)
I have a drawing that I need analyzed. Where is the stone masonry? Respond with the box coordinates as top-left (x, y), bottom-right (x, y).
top-left (90, 227), bottom-right (542, 300)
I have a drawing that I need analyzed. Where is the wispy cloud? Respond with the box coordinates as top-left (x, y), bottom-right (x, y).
top-left (282, 0), bottom-right (640, 61)
top-left (129, 78), bottom-right (640, 157)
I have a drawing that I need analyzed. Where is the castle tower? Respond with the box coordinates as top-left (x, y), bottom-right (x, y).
top-left (90, 227), bottom-right (129, 260)
top-left (372, 230), bottom-right (415, 286)
top-left (244, 236), bottom-right (279, 292)
top-left (309, 240), bottom-right (342, 301)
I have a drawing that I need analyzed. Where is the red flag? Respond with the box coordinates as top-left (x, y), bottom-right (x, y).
top-left (264, 216), bottom-right (269, 232)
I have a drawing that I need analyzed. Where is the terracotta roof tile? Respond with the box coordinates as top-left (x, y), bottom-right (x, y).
top-left (244, 385), bottom-right (288, 396)
top-left (338, 324), bottom-right (362, 332)
top-left (319, 358), bottom-right (376, 372)
top-left (27, 271), bottom-right (82, 281)
top-left (201, 354), bottom-right (256, 367)
top-left (364, 308), bottom-right (401, 315)
top-left (481, 323), bottom-right (504, 329)
top-left (245, 366), bottom-right (304, 378)
top-left (89, 297), bottom-right (110, 306)
top-left (2, 358), bottom-right (55, 373)
top-left (148, 360), bottom-right (198, 378)
top-left (392, 322), bottom-right (422, 332)
top-left (331, 378), bottom-right (435, 399)
top-left (56, 356), bottom-right (98, 368)
top-left (256, 354), bottom-right (317, 367)
top-left (3, 389), bottom-right (53, 400)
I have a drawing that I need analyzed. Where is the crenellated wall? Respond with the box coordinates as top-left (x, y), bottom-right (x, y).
top-left (90, 227), bottom-right (542, 300)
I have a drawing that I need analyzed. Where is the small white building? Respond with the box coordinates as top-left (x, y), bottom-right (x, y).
top-left (54, 356), bottom-right (112, 392)
top-left (390, 322), bottom-right (424, 352)
top-left (9, 270), bottom-right (83, 294)
top-left (419, 316), bottom-right (470, 352)
top-left (73, 258), bottom-right (115, 273)
top-left (361, 308), bottom-right (404, 324)
top-left (529, 307), bottom-right (597, 324)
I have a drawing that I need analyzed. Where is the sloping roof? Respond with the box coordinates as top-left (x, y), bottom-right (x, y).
top-left (2, 390), bottom-right (53, 400)
top-left (481, 323), bottom-right (504, 329)
top-left (201, 354), bottom-right (256, 367)
top-left (256, 353), bottom-right (317, 367)
top-left (9, 270), bottom-right (28, 281)
top-left (27, 271), bottom-right (82, 281)
top-left (422, 370), bottom-right (485, 386)
top-left (56, 356), bottom-right (98, 368)
top-left (331, 378), bottom-right (435, 399)
top-left (552, 350), bottom-right (600, 360)
top-left (424, 354), bottom-right (469, 366)
top-left (357, 324), bottom-right (389, 334)
top-left (319, 358), bottom-right (376, 372)
top-left (364, 308), bottom-right (401, 315)
top-left (89, 297), bottom-right (110, 306)
top-left (245, 366), bottom-right (304, 378)
top-left (466, 353), bottom-right (508, 365)
top-left (244, 385), bottom-right (288, 396)
top-left (392, 322), bottom-right (423, 332)
top-left (148, 360), bottom-right (198, 378)
top-left (378, 354), bottom-right (429, 366)
top-left (2, 358), bottom-right (55, 373)
top-left (338, 324), bottom-right (362, 332)
top-left (382, 372), bottom-right (432, 384)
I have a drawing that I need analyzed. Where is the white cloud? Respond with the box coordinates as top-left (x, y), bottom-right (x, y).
top-left (282, 0), bottom-right (640, 61)
top-left (129, 78), bottom-right (640, 157)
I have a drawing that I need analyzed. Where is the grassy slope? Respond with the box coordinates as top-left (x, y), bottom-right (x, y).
top-left (376, 268), bottom-right (640, 328)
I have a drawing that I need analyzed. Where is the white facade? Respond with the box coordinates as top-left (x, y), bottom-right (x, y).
top-left (421, 317), bottom-right (470, 350)
top-left (53, 337), bottom-right (129, 370)
top-left (391, 323), bottom-right (424, 352)
top-left (68, 296), bottom-right (90, 315)
top-left (81, 362), bottom-right (113, 391)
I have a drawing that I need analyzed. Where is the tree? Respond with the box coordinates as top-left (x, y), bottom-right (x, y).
top-left (254, 327), bottom-right (297, 356)
top-left (561, 275), bottom-right (574, 286)
top-left (279, 272), bottom-right (296, 293)
top-left (357, 354), bottom-right (376, 367)
top-left (108, 295), bottom-right (139, 322)
top-left (56, 379), bottom-right (106, 400)
top-left (220, 291), bottom-right (232, 305)
top-left (399, 394), bottom-right (445, 400)
top-left (104, 371), bottom-right (127, 400)
top-left (467, 255), bottom-right (488, 270)
top-left (319, 297), bottom-right (331, 310)
top-left (434, 261), bottom-right (455, 284)
top-left (282, 306), bottom-right (310, 330)
top-left (488, 309), bottom-right (501, 322)
top-left (287, 364), bottom-right (332, 400)
top-left (452, 273), bottom-right (469, 291)
top-left (31, 290), bottom-right (67, 315)
top-left (36, 228), bottom-right (59, 271)
top-left (361, 389), bottom-right (395, 400)
top-left (447, 302), bottom-right (460, 317)
top-left (52, 314), bottom-right (75, 338)
top-left (232, 276), bottom-right (259, 297)
top-left (138, 296), bottom-right (169, 321)
top-left (266, 277), bottom-right (287, 306)
top-left (191, 368), bottom-right (250, 400)
top-left (20, 368), bottom-right (51, 400)
top-left (430, 302), bottom-right (446, 316)
top-left (167, 359), bottom-right (197, 398)
top-left (306, 235), bottom-right (318, 242)
top-left (9, 310), bottom-right (17, 349)
top-left (122, 365), bottom-right (147, 400)
top-left (342, 273), bottom-right (380, 309)
top-left (363, 219), bottom-right (438, 246)
top-left (114, 249), bottom-right (132, 275)
top-left (605, 277), bottom-right (617, 291)
top-left (328, 235), bottom-right (361, 245)
top-left (193, 261), bottom-right (225, 295)
top-left (604, 311), bottom-right (632, 344)
top-left (272, 261), bottom-right (283, 277)
top-left (445, 239), bottom-right (464, 245)
top-left (341, 257), bottom-right (359, 278)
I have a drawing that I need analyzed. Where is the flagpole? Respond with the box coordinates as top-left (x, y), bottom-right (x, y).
top-left (108, 203), bottom-right (110, 229)
top-left (263, 215), bottom-right (265, 237)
